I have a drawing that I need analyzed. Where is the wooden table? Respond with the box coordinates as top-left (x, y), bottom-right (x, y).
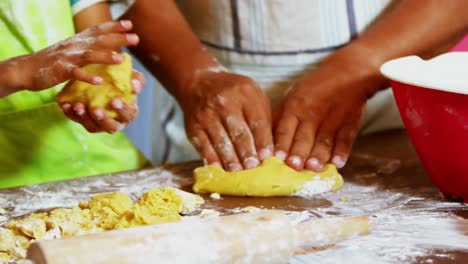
top-left (1, 130), bottom-right (467, 263)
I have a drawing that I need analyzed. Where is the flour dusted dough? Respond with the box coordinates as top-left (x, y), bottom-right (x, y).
top-left (56, 53), bottom-right (135, 118)
top-left (0, 187), bottom-right (203, 262)
top-left (193, 157), bottom-right (343, 197)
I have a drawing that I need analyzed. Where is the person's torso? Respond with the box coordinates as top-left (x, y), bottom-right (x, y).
top-left (154, 0), bottom-right (395, 164)
top-left (0, 0), bottom-right (146, 188)
top-left (177, 0), bottom-right (392, 105)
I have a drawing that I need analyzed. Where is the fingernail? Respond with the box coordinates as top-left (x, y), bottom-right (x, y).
top-left (112, 123), bottom-right (126, 132)
top-left (332, 156), bottom-right (346, 169)
top-left (112, 99), bottom-right (123, 109)
top-left (62, 103), bottom-right (71, 111)
top-left (93, 76), bottom-right (103, 84)
top-left (120, 20), bottom-right (132, 29)
top-left (112, 54), bottom-right (124, 63)
top-left (211, 161), bottom-right (222, 167)
top-left (275, 150), bottom-right (287, 161)
top-left (94, 109), bottom-right (105, 120)
top-left (259, 148), bottom-right (273, 161)
top-left (228, 163), bottom-right (243, 172)
top-left (243, 157), bottom-right (260, 169)
top-left (74, 106), bottom-right (84, 116)
top-left (132, 79), bottom-right (142, 93)
top-left (287, 155), bottom-right (302, 167)
top-left (126, 34), bottom-right (139, 43)
top-left (306, 158), bottom-right (323, 171)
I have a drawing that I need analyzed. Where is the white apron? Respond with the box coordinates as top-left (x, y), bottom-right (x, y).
top-left (150, 0), bottom-right (404, 164)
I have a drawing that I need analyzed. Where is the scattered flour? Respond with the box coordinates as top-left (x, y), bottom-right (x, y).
top-left (0, 167), bottom-right (187, 225)
top-left (290, 153), bottom-right (468, 263)
top-left (210, 193), bottom-right (221, 200)
top-left (1, 157), bottom-right (467, 263)
top-left (199, 209), bottom-right (221, 219)
top-left (293, 179), bottom-right (336, 198)
top-left (231, 206), bottom-right (263, 214)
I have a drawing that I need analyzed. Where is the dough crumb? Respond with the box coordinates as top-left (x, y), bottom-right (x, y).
top-left (210, 193), bottom-right (221, 199)
top-left (170, 188), bottom-right (205, 214)
top-left (0, 252), bottom-right (11, 263)
top-left (0, 187), bottom-right (204, 262)
top-left (199, 209), bottom-right (220, 219)
top-left (231, 206), bottom-right (262, 214)
top-left (340, 197), bottom-right (350, 202)
top-left (56, 53), bottom-right (135, 118)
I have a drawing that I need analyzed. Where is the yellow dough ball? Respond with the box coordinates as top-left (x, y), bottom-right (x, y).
top-left (56, 53), bottom-right (135, 118)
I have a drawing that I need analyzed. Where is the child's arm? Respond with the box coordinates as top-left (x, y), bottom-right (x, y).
top-left (0, 20), bottom-right (137, 98)
top-left (0, 58), bottom-right (22, 97)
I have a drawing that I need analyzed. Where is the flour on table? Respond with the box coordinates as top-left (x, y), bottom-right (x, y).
top-left (1, 157), bottom-right (467, 263)
top-left (199, 209), bottom-right (221, 219)
top-left (293, 178), bottom-right (337, 198)
top-left (291, 153), bottom-right (468, 264)
top-left (210, 193), bottom-right (221, 199)
top-left (0, 168), bottom-right (187, 225)
top-left (231, 206), bottom-right (263, 214)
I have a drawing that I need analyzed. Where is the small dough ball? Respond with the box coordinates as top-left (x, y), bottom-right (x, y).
top-left (86, 192), bottom-right (134, 230)
top-left (56, 53), bottom-right (135, 118)
top-left (0, 227), bottom-right (30, 260)
top-left (7, 213), bottom-right (47, 239)
top-left (130, 188), bottom-right (182, 226)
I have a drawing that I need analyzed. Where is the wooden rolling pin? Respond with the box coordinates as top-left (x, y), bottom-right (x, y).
top-left (27, 211), bottom-right (369, 264)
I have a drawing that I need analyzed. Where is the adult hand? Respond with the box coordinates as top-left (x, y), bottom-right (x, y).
top-left (60, 70), bottom-right (145, 133)
top-left (273, 61), bottom-right (371, 172)
top-left (182, 71), bottom-right (273, 171)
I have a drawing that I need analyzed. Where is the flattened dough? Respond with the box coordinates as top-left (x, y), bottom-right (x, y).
top-left (56, 52), bottom-right (135, 118)
top-left (193, 157), bottom-right (343, 197)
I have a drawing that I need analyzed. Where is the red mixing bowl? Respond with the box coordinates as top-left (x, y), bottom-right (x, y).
top-left (381, 52), bottom-right (468, 202)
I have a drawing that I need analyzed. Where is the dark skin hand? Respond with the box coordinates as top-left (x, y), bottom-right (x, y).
top-left (0, 20), bottom-right (137, 96)
top-left (124, 0), bottom-right (273, 170)
top-left (0, 3), bottom-right (146, 134)
top-left (122, 0), bottom-right (468, 171)
top-left (60, 3), bottom-right (145, 133)
top-left (274, 58), bottom-right (368, 171)
top-left (274, 0), bottom-right (468, 171)
top-left (182, 70), bottom-right (273, 171)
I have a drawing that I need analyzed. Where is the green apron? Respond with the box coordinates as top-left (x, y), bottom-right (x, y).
top-left (0, 0), bottom-right (148, 189)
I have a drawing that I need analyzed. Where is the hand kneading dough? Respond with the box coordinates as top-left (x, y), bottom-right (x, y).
top-left (193, 157), bottom-right (343, 197)
top-left (56, 52), bottom-right (135, 118)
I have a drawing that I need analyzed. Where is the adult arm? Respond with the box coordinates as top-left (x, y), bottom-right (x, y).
top-left (274, 0), bottom-right (468, 171)
top-left (124, 0), bottom-right (274, 170)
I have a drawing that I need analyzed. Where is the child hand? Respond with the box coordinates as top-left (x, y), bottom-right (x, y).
top-left (13, 20), bottom-right (139, 92)
top-left (60, 69), bottom-right (145, 133)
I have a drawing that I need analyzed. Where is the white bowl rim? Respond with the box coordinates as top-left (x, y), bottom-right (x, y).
top-left (380, 52), bottom-right (468, 95)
